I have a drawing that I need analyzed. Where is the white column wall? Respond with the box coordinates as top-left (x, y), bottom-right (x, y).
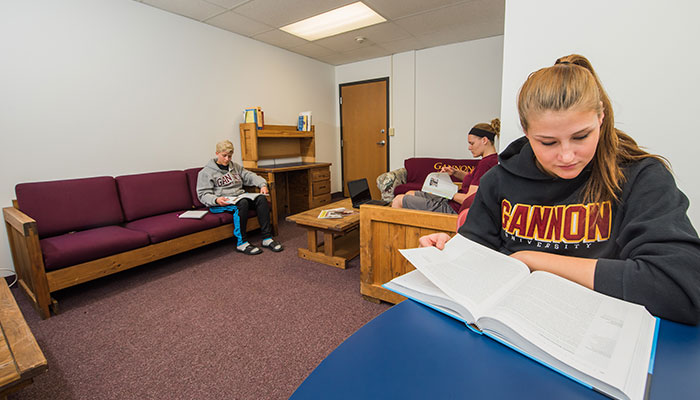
top-left (0, 0), bottom-right (335, 274)
top-left (501, 0), bottom-right (700, 227)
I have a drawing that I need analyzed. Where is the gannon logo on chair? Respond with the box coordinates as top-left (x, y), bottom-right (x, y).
top-left (501, 199), bottom-right (612, 244)
top-left (216, 172), bottom-right (242, 187)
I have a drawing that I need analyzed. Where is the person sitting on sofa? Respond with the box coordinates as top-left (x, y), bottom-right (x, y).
top-left (197, 140), bottom-right (283, 255)
top-left (391, 119), bottom-right (500, 214)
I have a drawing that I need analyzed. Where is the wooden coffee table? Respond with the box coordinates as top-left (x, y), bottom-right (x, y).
top-left (286, 198), bottom-right (360, 269)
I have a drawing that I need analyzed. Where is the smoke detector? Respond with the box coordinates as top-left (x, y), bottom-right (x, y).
top-left (355, 36), bottom-right (367, 44)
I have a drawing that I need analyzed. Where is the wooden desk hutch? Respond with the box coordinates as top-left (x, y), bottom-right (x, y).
top-left (239, 123), bottom-right (331, 227)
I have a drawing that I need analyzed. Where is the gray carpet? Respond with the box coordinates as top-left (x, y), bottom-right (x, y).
top-left (9, 219), bottom-right (390, 399)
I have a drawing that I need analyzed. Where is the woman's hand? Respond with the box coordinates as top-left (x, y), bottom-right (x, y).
top-left (260, 186), bottom-right (269, 195)
top-left (215, 197), bottom-right (229, 206)
top-left (419, 232), bottom-right (452, 249)
top-left (440, 165), bottom-right (455, 176)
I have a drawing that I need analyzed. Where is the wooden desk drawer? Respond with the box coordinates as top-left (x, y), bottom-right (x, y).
top-left (312, 180), bottom-right (331, 195)
top-left (311, 194), bottom-right (331, 208)
top-left (311, 168), bottom-right (330, 182)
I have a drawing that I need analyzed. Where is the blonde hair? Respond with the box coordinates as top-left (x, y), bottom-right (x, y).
top-left (216, 140), bottom-right (234, 154)
top-left (471, 118), bottom-right (501, 144)
top-left (517, 54), bottom-right (668, 204)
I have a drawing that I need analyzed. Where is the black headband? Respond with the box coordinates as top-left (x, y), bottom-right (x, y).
top-left (469, 127), bottom-right (495, 141)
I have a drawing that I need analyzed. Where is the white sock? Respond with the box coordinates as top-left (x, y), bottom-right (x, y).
top-left (262, 238), bottom-right (273, 246)
top-left (237, 242), bottom-right (250, 251)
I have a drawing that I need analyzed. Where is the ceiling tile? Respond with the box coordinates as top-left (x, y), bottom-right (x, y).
top-left (313, 22), bottom-right (411, 53)
top-left (378, 37), bottom-right (424, 54)
top-left (232, 0), bottom-right (355, 28)
top-left (205, 10), bottom-right (274, 36)
top-left (142, 0), bottom-right (226, 21)
top-left (417, 21), bottom-right (503, 49)
top-left (394, 0), bottom-right (503, 37)
top-left (204, 0), bottom-right (249, 8)
top-left (364, 0), bottom-right (467, 20)
top-left (253, 29), bottom-right (309, 49)
top-left (290, 43), bottom-right (337, 58)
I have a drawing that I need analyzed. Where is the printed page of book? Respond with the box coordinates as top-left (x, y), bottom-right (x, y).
top-left (421, 172), bottom-right (458, 199)
top-left (224, 192), bottom-right (267, 204)
top-left (398, 235), bottom-right (530, 322)
top-left (479, 271), bottom-right (656, 400)
top-left (384, 270), bottom-right (476, 324)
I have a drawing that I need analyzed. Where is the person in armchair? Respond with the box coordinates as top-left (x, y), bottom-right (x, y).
top-left (391, 119), bottom-right (500, 214)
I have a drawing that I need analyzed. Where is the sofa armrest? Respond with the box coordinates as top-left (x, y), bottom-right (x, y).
top-left (376, 167), bottom-right (408, 202)
top-left (3, 206), bottom-right (52, 319)
top-left (3, 206), bottom-right (37, 237)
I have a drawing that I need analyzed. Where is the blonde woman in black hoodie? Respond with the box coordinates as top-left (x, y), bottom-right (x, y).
top-left (420, 55), bottom-right (700, 325)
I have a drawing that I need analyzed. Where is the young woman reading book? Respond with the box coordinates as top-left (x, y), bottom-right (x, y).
top-left (391, 119), bottom-right (500, 214)
top-left (419, 54), bottom-right (700, 325)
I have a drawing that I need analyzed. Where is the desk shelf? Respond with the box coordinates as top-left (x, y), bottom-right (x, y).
top-left (239, 123), bottom-right (315, 169)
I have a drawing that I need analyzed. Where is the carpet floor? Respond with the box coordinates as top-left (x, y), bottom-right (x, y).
top-left (9, 219), bottom-right (390, 399)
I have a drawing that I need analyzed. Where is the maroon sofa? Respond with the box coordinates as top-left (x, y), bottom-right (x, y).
top-left (3, 168), bottom-right (271, 319)
top-left (377, 157), bottom-right (480, 202)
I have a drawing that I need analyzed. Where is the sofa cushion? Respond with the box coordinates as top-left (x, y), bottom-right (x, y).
top-left (116, 171), bottom-right (193, 221)
top-left (124, 211), bottom-right (223, 244)
top-left (393, 182), bottom-right (424, 196)
top-left (404, 158), bottom-right (479, 185)
top-left (184, 167), bottom-right (205, 208)
top-left (40, 226), bottom-right (150, 271)
top-left (16, 177), bottom-right (124, 238)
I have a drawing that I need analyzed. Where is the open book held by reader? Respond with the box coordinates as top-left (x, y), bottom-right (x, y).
top-left (421, 172), bottom-right (458, 199)
top-left (383, 234), bottom-right (659, 400)
top-left (223, 192), bottom-right (268, 205)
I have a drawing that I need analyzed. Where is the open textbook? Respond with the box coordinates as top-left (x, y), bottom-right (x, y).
top-left (223, 192), bottom-right (268, 205)
top-left (421, 172), bottom-right (458, 199)
top-left (383, 235), bottom-right (659, 400)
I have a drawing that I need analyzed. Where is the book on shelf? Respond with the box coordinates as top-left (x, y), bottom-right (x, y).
top-left (421, 172), bottom-right (458, 199)
top-left (383, 234), bottom-right (659, 400)
top-left (243, 107), bottom-right (264, 129)
top-left (298, 111), bottom-right (312, 131)
top-left (178, 210), bottom-right (208, 219)
top-left (317, 207), bottom-right (357, 219)
top-left (223, 192), bottom-right (268, 205)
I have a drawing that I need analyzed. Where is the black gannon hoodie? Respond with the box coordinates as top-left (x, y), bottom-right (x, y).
top-left (460, 136), bottom-right (700, 324)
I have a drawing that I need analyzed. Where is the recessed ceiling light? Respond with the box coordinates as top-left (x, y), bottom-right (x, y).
top-left (280, 2), bottom-right (386, 42)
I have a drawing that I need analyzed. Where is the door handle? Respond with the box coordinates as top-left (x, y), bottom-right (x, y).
top-left (377, 140), bottom-right (386, 146)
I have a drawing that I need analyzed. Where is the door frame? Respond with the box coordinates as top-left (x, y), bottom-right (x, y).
top-left (339, 77), bottom-right (390, 193)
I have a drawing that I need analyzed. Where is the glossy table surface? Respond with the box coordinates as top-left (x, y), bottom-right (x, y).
top-left (291, 299), bottom-right (700, 399)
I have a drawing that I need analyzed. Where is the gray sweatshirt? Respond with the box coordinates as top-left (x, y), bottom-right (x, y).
top-left (196, 159), bottom-right (267, 207)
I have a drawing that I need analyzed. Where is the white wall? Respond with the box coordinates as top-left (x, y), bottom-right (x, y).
top-left (0, 0), bottom-right (335, 274)
top-left (335, 36), bottom-right (504, 173)
top-left (415, 37), bottom-right (504, 158)
top-left (501, 0), bottom-right (700, 228)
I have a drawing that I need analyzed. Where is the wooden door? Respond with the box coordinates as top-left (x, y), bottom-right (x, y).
top-left (340, 78), bottom-right (389, 198)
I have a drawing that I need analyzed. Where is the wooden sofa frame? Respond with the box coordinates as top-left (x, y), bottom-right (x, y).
top-left (3, 200), bottom-right (263, 319)
top-left (360, 205), bottom-right (458, 304)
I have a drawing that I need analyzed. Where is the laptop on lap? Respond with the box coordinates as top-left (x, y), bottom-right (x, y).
top-left (348, 178), bottom-right (389, 209)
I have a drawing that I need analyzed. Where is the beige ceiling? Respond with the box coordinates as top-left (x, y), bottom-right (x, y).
top-left (134, 0), bottom-right (505, 65)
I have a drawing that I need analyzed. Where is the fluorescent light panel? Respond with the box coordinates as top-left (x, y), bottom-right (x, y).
top-left (280, 2), bottom-right (386, 41)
